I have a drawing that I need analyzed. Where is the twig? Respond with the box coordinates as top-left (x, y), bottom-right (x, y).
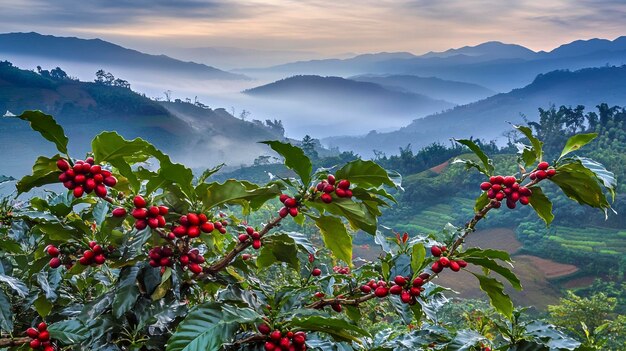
top-left (202, 216), bottom-right (283, 276)
top-left (0, 337), bottom-right (30, 347)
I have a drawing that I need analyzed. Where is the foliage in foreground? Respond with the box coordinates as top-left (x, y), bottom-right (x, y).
top-left (0, 111), bottom-right (618, 350)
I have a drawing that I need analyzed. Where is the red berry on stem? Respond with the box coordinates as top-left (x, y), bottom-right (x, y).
top-left (252, 240), bottom-right (262, 249)
top-left (57, 159), bottom-right (70, 171)
top-left (279, 207), bottom-right (289, 218)
top-left (289, 207), bottom-right (299, 217)
top-left (187, 226), bottom-right (200, 238)
top-left (46, 245), bottom-right (59, 257)
top-left (547, 169), bottom-right (556, 177)
top-left (38, 330), bottom-right (50, 341)
top-left (503, 176), bottom-right (516, 187)
top-left (311, 268), bottom-right (322, 276)
top-left (430, 246), bottom-right (442, 257)
top-left (279, 194), bottom-right (289, 203)
top-left (187, 213), bottom-right (200, 225)
top-left (320, 193), bottom-right (332, 203)
top-left (538, 161), bottom-right (549, 170)
top-left (332, 303), bottom-right (342, 312)
top-left (519, 196), bottom-right (530, 205)
top-left (374, 286), bottom-right (389, 297)
top-left (37, 322), bottom-right (47, 331)
top-left (135, 219), bottom-right (148, 230)
top-left (132, 208), bottom-right (148, 219)
top-left (327, 174), bottom-right (336, 185)
top-left (536, 170), bottom-right (547, 179)
top-left (284, 198), bottom-right (297, 208)
top-left (133, 196), bottom-right (147, 208)
top-left (201, 222), bottom-right (214, 233)
top-left (431, 261), bottom-right (443, 273)
top-left (439, 257), bottom-right (450, 267)
top-left (73, 186), bottom-right (84, 198)
top-left (258, 324), bottom-right (271, 335)
top-left (393, 275), bottom-right (407, 286)
top-left (412, 277), bottom-right (424, 286)
top-left (49, 257), bottom-right (62, 269)
top-left (26, 327), bottom-right (39, 338)
top-left (238, 234), bottom-right (249, 242)
top-left (450, 261), bottom-right (461, 272)
top-left (337, 179), bottom-right (350, 190)
top-left (30, 339), bottom-right (41, 349)
top-left (389, 285), bottom-right (403, 295)
top-left (95, 184), bottom-right (107, 197)
top-left (480, 182), bottom-right (491, 191)
top-left (360, 285), bottom-right (372, 293)
top-left (112, 207), bottom-right (127, 217)
top-left (457, 260), bottom-right (468, 268)
top-left (270, 330), bottom-right (282, 341)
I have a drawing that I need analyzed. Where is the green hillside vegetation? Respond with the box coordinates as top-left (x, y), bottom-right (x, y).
top-left (0, 60), bottom-right (288, 177)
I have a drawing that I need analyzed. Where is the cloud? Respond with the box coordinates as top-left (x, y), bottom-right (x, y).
top-left (0, 0), bottom-right (624, 55)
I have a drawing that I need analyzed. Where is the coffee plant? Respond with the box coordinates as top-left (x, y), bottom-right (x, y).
top-left (0, 111), bottom-right (616, 350)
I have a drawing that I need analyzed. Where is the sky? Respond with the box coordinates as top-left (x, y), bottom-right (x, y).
top-left (0, 0), bottom-right (625, 57)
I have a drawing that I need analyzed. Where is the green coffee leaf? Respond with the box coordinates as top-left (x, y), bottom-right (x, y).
top-left (559, 133), bottom-right (597, 159)
top-left (514, 124), bottom-right (543, 164)
top-left (16, 154), bottom-right (61, 194)
top-left (261, 140), bottom-right (312, 185)
top-left (528, 186), bottom-right (554, 225)
top-left (335, 159), bottom-right (397, 188)
top-left (18, 110), bottom-right (69, 154)
top-left (471, 273), bottom-right (513, 319)
top-left (453, 139), bottom-right (494, 176)
top-left (310, 214), bottom-right (352, 265)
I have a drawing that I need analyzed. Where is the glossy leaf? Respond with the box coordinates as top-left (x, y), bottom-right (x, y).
top-left (514, 125), bottom-right (543, 163)
top-left (474, 191), bottom-right (490, 213)
top-left (471, 273), bottom-right (513, 319)
top-left (0, 274), bottom-right (28, 297)
top-left (559, 133), bottom-right (597, 159)
top-left (528, 186), bottom-right (554, 225)
top-left (166, 302), bottom-right (260, 351)
top-left (453, 139), bottom-right (494, 175)
top-left (311, 214), bottom-right (352, 264)
top-left (287, 315), bottom-right (370, 342)
top-left (550, 161), bottom-right (612, 211)
top-left (335, 159), bottom-right (397, 188)
top-left (48, 319), bottom-right (89, 344)
top-left (200, 180), bottom-right (280, 213)
top-left (0, 290), bottom-right (12, 332)
top-left (261, 140), bottom-right (312, 185)
top-left (577, 157), bottom-right (617, 201)
top-left (411, 243), bottom-right (426, 274)
top-left (16, 154), bottom-right (61, 194)
top-left (17, 110), bottom-right (69, 154)
top-left (256, 233), bottom-right (300, 270)
top-left (462, 257), bottom-right (522, 290)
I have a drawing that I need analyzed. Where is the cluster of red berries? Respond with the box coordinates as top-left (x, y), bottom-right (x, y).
top-left (171, 213), bottom-right (225, 239)
top-left (129, 196), bottom-right (168, 230)
top-left (25, 322), bottom-right (54, 351)
top-left (332, 266), bottom-right (350, 275)
top-left (148, 246), bottom-right (174, 268)
top-left (278, 194), bottom-right (299, 218)
top-left (78, 241), bottom-right (108, 266)
top-left (529, 161), bottom-right (557, 180)
top-left (238, 226), bottom-right (262, 249)
top-left (45, 245), bottom-right (61, 269)
top-left (57, 157), bottom-right (117, 198)
top-left (430, 246), bottom-right (467, 273)
top-left (179, 248), bottom-right (205, 275)
top-left (388, 274), bottom-right (427, 305)
top-left (259, 325), bottom-right (307, 351)
top-left (362, 279), bottom-right (390, 298)
top-left (315, 175), bottom-right (353, 203)
top-left (480, 176), bottom-right (532, 209)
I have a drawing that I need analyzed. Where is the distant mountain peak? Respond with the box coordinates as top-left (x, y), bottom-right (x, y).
top-left (420, 41), bottom-right (537, 59)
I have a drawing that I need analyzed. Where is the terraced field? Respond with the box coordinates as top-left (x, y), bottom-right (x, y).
top-left (548, 225), bottom-right (626, 256)
top-left (393, 197), bottom-right (475, 234)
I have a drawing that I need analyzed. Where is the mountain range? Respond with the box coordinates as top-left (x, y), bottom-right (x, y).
top-left (324, 65), bottom-right (626, 156)
top-left (238, 37), bottom-right (626, 91)
top-left (243, 75), bottom-right (454, 122)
